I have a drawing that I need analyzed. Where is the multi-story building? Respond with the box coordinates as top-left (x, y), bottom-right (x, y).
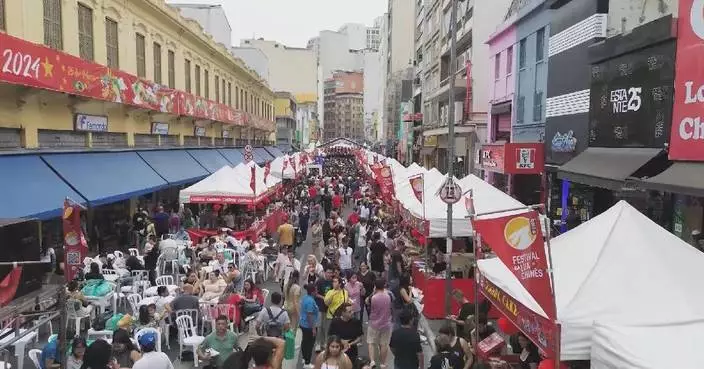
top-left (363, 49), bottom-right (382, 143)
top-left (275, 92), bottom-right (297, 149)
top-left (414, 0), bottom-right (510, 176)
top-left (168, 3), bottom-right (231, 48)
top-left (295, 93), bottom-right (317, 147)
top-left (230, 47), bottom-right (270, 84)
top-left (322, 71), bottom-right (364, 142)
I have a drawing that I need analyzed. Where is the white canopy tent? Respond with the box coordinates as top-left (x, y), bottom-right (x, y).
top-left (269, 155), bottom-right (296, 179)
top-left (179, 166), bottom-right (257, 204)
top-left (478, 200), bottom-right (704, 362)
top-left (234, 162), bottom-right (269, 196)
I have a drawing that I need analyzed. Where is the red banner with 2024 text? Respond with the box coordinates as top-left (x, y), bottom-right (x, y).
top-left (0, 32), bottom-right (276, 130)
top-left (472, 211), bottom-right (555, 319)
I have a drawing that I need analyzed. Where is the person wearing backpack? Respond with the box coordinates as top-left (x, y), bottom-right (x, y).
top-left (255, 292), bottom-right (290, 338)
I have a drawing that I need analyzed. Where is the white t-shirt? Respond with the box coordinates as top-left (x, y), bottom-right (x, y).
top-left (282, 258), bottom-right (301, 286)
top-left (132, 352), bottom-right (173, 369)
top-left (357, 225), bottom-right (367, 247)
top-left (360, 206), bottom-right (370, 219)
top-left (338, 247), bottom-right (353, 269)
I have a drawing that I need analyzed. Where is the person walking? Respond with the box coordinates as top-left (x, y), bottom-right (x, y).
top-left (390, 310), bottom-right (424, 369)
top-left (328, 303), bottom-right (363, 363)
top-left (366, 279), bottom-right (393, 368)
top-left (323, 277), bottom-right (349, 340)
top-left (284, 270), bottom-right (301, 332)
top-left (300, 284), bottom-right (320, 369)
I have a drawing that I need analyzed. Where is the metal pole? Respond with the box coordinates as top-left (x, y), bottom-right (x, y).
top-left (445, 0), bottom-right (458, 316)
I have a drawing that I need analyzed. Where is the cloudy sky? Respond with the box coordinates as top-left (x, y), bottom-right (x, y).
top-left (170, 0), bottom-right (388, 48)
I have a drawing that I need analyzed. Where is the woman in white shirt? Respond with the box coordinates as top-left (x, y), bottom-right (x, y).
top-left (338, 244), bottom-right (353, 278)
top-left (200, 271), bottom-right (227, 301)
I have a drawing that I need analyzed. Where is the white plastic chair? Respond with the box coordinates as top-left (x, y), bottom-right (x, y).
top-left (175, 315), bottom-right (205, 367)
top-left (28, 349), bottom-right (42, 369)
top-left (87, 328), bottom-right (113, 341)
top-left (155, 275), bottom-right (174, 286)
top-left (127, 294), bottom-right (142, 316)
top-left (135, 327), bottom-right (162, 352)
top-left (113, 250), bottom-right (125, 259)
top-left (66, 298), bottom-right (92, 335)
top-left (128, 248), bottom-right (140, 256)
top-left (33, 299), bottom-right (55, 342)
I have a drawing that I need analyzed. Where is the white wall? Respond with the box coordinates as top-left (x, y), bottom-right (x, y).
top-left (472, 0), bottom-right (512, 114)
top-left (169, 3), bottom-right (231, 48)
top-left (240, 39), bottom-right (317, 95)
top-left (230, 47), bottom-right (269, 83)
top-left (389, 0), bottom-right (416, 73)
top-left (339, 23), bottom-right (368, 50)
top-left (363, 51), bottom-right (382, 141)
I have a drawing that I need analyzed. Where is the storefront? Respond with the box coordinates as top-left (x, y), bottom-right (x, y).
top-left (420, 135), bottom-right (437, 169)
top-left (478, 142), bottom-right (545, 205)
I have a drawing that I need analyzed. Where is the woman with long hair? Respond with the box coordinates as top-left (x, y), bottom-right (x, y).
top-left (111, 328), bottom-right (141, 368)
top-left (80, 339), bottom-right (118, 369)
top-left (135, 305), bottom-right (158, 329)
top-left (66, 337), bottom-right (86, 369)
top-left (344, 273), bottom-right (364, 320)
top-left (314, 335), bottom-right (353, 369)
top-left (284, 270), bottom-right (301, 332)
top-left (240, 278), bottom-right (264, 321)
top-left (201, 270), bottom-right (227, 301)
top-left (303, 254), bottom-right (324, 286)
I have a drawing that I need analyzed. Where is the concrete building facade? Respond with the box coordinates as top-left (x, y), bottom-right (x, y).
top-left (168, 3), bottom-right (231, 48)
top-left (323, 71), bottom-right (364, 142)
top-left (239, 39), bottom-right (317, 97)
top-left (295, 93), bottom-right (317, 147)
top-left (275, 92), bottom-right (297, 146)
top-left (363, 51), bottom-right (383, 142)
top-left (230, 47), bottom-right (270, 84)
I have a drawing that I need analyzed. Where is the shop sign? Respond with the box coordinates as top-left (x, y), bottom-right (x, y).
top-left (194, 126), bottom-right (206, 137)
top-left (74, 114), bottom-right (108, 132)
top-left (480, 143), bottom-right (544, 174)
top-left (589, 40), bottom-right (675, 148)
top-left (222, 129), bottom-right (230, 138)
top-left (670, 0), bottom-right (704, 160)
top-left (423, 135), bottom-right (438, 147)
top-left (151, 122), bottom-right (169, 135)
top-left (551, 130), bottom-right (577, 153)
top-left (479, 144), bottom-right (505, 172)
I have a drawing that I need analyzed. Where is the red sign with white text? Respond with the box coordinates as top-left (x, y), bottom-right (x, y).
top-left (479, 143), bottom-right (544, 174)
top-left (0, 32), bottom-right (273, 131)
top-left (377, 164), bottom-right (395, 200)
top-left (472, 211), bottom-right (554, 319)
top-left (63, 200), bottom-right (87, 282)
top-left (670, 0), bottom-right (704, 160)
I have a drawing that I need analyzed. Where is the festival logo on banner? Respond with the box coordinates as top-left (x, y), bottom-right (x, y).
top-left (378, 165), bottom-right (395, 199)
top-left (409, 174), bottom-right (424, 203)
top-left (471, 211), bottom-right (554, 318)
top-left (669, 0), bottom-right (704, 160)
top-left (63, 200), bottom-right (87, 282)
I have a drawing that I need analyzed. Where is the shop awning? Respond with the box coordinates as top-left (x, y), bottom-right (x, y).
top-left (0, 155), bottom-right (86, 219)
top-left (265, 146), bottom-right (284, 158)
top-left (632, 162), bottom-right (704, 197)
top-left (254, 147), bottom-right (274, 164)
top-left (42, 152), bottom-right (167, 207)
top-left (186, 149), bottom-right (232, 173)
top-left (277, 143), bottom-right (293, 154)
top-left (217, 149), bottom-right (244, 166)
top-left (137, 150), bottom-right (209, 186)
top-left (557, 147), bottom-right (663, 190)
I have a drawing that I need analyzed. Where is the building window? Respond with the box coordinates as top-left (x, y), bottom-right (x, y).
top-left (0, 0), bottom-right (5, 31)
top-left (204, 69), bottom-right (209, 99)
top-left (214, 75), bottom-right (220, 102)
top-left (536, 27), bottom-right (545, 62)
top-left (43, 0), bottom-right (63, 50)
top-left (105, 18), bottom-right (119, 69)
top-left (153, 42), bottom-right (161, 84)
top-left (136, 33), bottom-right (146, 78)
top-left (235, 86), bottom-right (239, 108)
top-left (184, 59), bottom-right (191, 92)
top-left (228, 82), bottom-right (232, 106)
top-left (516, 95), bottom-right (525, 124)
top-left (244, 91), bottom-right (248, 112)
top-left (494, 53), bottom-right (500, 80)
top-left (222, 81), bottom-right (226, 105)
top-left (167, 50), bottom-right (175, 88)
top-left (518, 38), bottom-right (526, 70)
top-left (195, 65), bottom-right (201, 96)
top-left (77, 4), bottom-right (94, 60)
top-left (506, 46), bottom-right (513, 75)
top-left (533, 90), bottom-right (543, 121)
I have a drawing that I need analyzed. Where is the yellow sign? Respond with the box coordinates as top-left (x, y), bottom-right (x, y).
top-left (423, 135), bottom-right (438, 147)
top-left (504, 216), bottom-right (536, 250)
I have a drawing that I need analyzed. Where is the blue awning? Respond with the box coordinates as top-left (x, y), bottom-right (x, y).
top-left (0, 155), bottom-right (86, 220)
top-left (265, 146), bottom-right (284, 158)
top-left (187, 149), bottom-right (232, 173)
top-left (277, 143), bottom-right (293, 154)
top-left (42, 152), bottom-right (168, 207)
top-left (254, 147), bottom-right (274, 164)
top-left (217, 149), bottom-right (244, 166)
top-left (137, 150), bottom-right (209, 185)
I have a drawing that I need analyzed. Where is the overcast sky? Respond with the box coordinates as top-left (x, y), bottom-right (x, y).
top-left (171, 0), bottom-right (388, 48)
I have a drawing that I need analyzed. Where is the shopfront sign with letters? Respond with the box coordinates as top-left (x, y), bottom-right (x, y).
top-left (151, 122), bottom-right (169, 135)
top-left (480, 144), bottom-right (505, 172)
top-left (551, 130), bottom-right (577, 153)
top-left (222, 129), bottom-right (230, 138)
top-left (480, 143), bottom-right (544, 174)
top-left (670, 0), bottom-right (704, 160)
top-left (75, 114), bottom-right (108, 132)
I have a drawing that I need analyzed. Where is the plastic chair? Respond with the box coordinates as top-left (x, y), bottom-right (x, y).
top-left (66, 298), bottom-right (92, 335)
top-left (155, 275), bottom-right (174, 286)
top-left (175, 315), bottom-right (205, 367)
top-left (127, 294), bottom-right (142, 316)
top-left (87, 328), bottom-right (113, 341)
top-left (135, 327), bottom-right (162, 352)
top-left (128, 248), bottom-right (140, 256)
top-left (199, 302), bottom-right (217, 336)
top-left (122, 270), bottom-right (150, 294)
top-left (113, 250), bottom-right (125, 259)
top-left (33, 299), bottom-right (55, 342)
top-left (28, 349), bottom-right (42, 369)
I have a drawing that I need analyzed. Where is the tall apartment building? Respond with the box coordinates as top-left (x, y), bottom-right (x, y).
top-left (323, 72), bottom-right (365, 142)
top-left (413, 0), bottom-right (510, 175)
top-left (275, 92), bottom-right (298, 148)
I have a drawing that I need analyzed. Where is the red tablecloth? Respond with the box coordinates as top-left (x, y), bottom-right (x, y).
top-left (186, 209), bottom-right (287, 244)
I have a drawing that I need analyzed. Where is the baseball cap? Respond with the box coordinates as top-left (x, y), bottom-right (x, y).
top-left (137, 331), bottom-right (157, 348)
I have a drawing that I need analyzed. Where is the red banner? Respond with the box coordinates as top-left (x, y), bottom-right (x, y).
top-left (409, 174), bottom-right (424, 203)
top-left (377, 164), bottom-right (395, 201)
top-left (62, 200), bottom-right (87, 282)
top-left (669, 0), bottom-right (704, 160)
top-left (478, 272), bottom-right (558, 357)
top-left (249, 166), bottom-right (256, 193)
top-left (264, 161), bottom-right (271, 182)
top-left (0, 32), bottom-right (277, 131)
top-left (471, 211), bottom-right (554, 318)
top-left (0, 266), bottom-right (23, 307)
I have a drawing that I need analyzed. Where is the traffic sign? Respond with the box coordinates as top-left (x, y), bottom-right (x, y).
top-left (244, 144), bottom-right (253, 153)
top-left (439, 177), bottom-right (462, 204)
top-left (244, 153), bottom-right (254, 162)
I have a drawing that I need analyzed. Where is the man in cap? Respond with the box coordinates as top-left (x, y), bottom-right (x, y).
top-left (132, 331), bottom-right (173, 369)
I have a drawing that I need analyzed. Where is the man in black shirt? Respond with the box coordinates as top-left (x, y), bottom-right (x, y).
top-left (389, 309), bottom-right (423, 369)
top-left (448, 290), bottom-right (491, 339)
top-left (314, 267), bottom-right (334, 350)
top-left (328, 303), bottom-right (363, 363)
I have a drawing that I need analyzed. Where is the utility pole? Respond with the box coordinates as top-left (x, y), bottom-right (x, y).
top-left (445, 0), bottom-right (458, 316)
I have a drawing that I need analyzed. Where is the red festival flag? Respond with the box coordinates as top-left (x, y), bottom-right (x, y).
top-left (289, 157), bottom-right (296, 172)
top-left (409, 174), bottom-right (424, 203)
top-left (250, 166), bottom-right (256, 194)
top-left (471, 210), bottom-right (554, 318)
top-left (264, 161), bottom-right (271, 182)
top-left (464, 189), bottom-right (474, 215)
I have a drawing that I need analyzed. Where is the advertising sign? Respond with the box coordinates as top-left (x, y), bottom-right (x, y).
top-left (62, 200), bottom-right (87, 282)
top-left (194, 126), bottom-right (206, 137)
top-left (480, 144), bottom-right (506, 172)
top-left (589, 40), bottom-right (675, 147)
top-left (670, 0), bottom-right (704, 160)
top-left (479, 143), bottom-right (544, 174)
top-left (75, 114), bottom-right (108, 132)
top-left (151, 122), bottom-right (169, 135)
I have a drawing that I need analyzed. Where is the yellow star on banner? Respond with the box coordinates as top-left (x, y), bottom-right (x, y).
top-left (41, 57), bottom-right (54, 77)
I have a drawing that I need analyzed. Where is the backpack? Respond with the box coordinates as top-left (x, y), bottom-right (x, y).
top-left (265, 307), bottom-right (286, 337)
top-left (92, 311), bottom-right (113, 331)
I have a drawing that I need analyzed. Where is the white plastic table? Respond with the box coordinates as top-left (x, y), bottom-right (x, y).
top-left (143, 285), bottom-right (179, 297)
top-left (0, 328), bottom-right (36, 369)
top-left (85, 292), bottom-right (116, 314)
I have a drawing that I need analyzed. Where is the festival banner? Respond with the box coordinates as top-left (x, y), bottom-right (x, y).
top-left (289, 157), bottom-right (296, 173)
top-left (471, 210), bottom-right (554, 318)
top-left (409, 174), bottom-right (424, 203)
top-left (264, 161), bottom-right (271, 182)
top-left (377, 164), bottom-right (395, 201)
top-left (464, 190), bottom-right (475, 216)
top-left (478, 272), bottom-right (557, 357)
top-left (62, 200), bottom-right (87, 282)
top-left (249, 166), bottom-right (256, 193)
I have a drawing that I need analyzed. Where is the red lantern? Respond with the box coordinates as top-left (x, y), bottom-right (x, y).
top-left (537, 359), bottom-right (568, 369)
top-left (497, 317), bottom-right (519, 335)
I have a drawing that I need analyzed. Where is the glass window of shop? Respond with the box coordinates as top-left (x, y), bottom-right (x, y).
top-left (671, 195), bottom-right (703, 246)
top-left (618, 190), bottom-right (673, 231)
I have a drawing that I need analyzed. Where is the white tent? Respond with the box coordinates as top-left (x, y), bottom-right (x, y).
top-left (179, 166), bottom-right (256, 204)
top-left (233, 162), bottom-right (268, 196)
top-left (478, 200), bottom-right (704, 361)
top-left (270, 155), bottom-right (296, 179)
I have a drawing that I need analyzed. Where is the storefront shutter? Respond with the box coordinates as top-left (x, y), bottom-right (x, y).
top-left (38, 129), bottom-right (86, 148)
top-left (0, 128), bottom-right (21, 149)
top-left (133, 133), bottom-right (158, 147)
top-left (91, 132), bottom-right (127, 148)
top-left (160, 135), bottom-right (179, 147)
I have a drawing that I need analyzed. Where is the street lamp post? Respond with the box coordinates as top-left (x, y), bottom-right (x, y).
top-left (445, 0), bottom-right (459, 316)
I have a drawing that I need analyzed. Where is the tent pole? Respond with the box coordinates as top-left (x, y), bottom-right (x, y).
top-left (544, 216), bottom-right (560, 362)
